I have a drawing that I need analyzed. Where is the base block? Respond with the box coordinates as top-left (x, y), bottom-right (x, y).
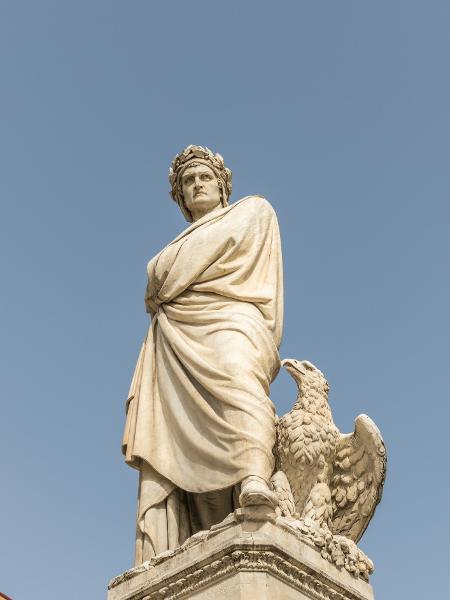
top-left (109, 508), bottom-right (374, 600)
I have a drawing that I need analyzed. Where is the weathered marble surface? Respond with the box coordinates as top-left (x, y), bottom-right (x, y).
top-left (109, 508), bottom-right (374, 600)
top-left (115, 146), bottom-right (386, 598)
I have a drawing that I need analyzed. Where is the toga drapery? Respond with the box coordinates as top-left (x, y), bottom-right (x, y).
top-left (122, 195), bottom-right (283, 562)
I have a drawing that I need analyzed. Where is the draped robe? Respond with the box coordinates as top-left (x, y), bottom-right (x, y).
top-left (122, 195), bottom-right (283, 563)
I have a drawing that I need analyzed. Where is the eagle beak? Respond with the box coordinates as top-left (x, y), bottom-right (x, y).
top-left (281, 359), bottom-right (306, 376)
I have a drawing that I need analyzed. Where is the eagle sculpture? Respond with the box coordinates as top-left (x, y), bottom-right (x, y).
top-left (272, 359), bottom-right (386, 544)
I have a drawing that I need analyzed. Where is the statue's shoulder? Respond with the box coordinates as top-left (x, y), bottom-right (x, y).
top-left (233, 195), bottom-right (275, 217)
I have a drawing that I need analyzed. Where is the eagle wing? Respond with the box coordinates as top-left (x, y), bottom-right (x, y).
top-left (330, 414), bottom-right (386, 542)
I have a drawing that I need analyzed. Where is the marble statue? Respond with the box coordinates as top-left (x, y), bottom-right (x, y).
top-left (273, 359), bottom-right (386, 543)
top-left (123, 145), bottom-right (283, 564)
top-left (121, 145), bottom-right (386, 577)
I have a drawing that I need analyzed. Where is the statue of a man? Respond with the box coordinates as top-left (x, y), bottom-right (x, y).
top-left (122, 145), bottom-right (283, 564)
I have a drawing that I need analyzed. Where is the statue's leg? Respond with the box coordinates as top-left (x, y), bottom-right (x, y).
top-left (135, 488), bottom-right (193, 564)
top-left (187, 485), bottom-right (238, 532)
top-left (167, 488), bottom-right (191, 548)
top-left (141, 500), bottom-right (168, 561)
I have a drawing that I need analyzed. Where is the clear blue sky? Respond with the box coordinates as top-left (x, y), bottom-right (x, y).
top-left (1, 2), bottom-right (449, 598)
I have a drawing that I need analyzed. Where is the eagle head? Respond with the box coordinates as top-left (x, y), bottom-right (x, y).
top-left (281, 359), bottom-right (329, 395)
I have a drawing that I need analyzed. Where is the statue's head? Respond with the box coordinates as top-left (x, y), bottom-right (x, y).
top-left (169, 145), bottom-right (232, 222)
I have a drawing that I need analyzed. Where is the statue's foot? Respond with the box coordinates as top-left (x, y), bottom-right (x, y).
top-left (239, 475), bottom-right (278, 508)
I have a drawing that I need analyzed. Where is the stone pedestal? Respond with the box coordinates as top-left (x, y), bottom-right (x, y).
top-left (109, 508), bottom-right (374, 600)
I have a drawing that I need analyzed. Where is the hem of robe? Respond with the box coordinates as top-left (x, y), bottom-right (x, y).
top-left (133, 455), bottom-right (274, 535)
top-left (129, 453), bottom-right (275, 497)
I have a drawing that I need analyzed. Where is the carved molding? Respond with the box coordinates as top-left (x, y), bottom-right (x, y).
top-left (113, 545), bottom-right (368, 600)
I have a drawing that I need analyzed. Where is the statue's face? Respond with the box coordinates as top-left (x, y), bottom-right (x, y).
top-left (181, 164), bottom-right (221, 221)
